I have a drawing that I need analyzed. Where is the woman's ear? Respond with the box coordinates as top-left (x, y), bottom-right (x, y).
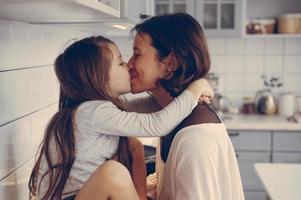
top-left (162, 53), bottom-right (178, 75)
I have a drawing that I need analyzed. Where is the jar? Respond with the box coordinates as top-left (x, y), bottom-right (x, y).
top-left (242, 96), bottom-right (256, 114)
top-left (296, 96), bottom-right (301, 114)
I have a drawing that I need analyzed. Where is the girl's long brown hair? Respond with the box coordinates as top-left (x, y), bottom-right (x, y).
top-left (29, 36), bottom-right (132, 200)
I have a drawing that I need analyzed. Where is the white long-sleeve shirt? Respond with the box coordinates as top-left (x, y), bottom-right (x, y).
top-left (155, 123), bottom-right (245, 200)
top-left (36, 90), bottom-right (197, 199)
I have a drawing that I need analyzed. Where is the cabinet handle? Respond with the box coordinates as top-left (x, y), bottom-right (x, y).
top-left (229, 132), bottom-right (240, 137)
top-left (235, 153), bottom-right (239, 158)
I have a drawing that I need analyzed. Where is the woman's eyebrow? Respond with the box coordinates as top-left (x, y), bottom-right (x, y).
top-left (133, 47), bottom-right (140, 52)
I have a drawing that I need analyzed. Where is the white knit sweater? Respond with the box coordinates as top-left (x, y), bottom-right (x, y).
top-left (36, 90), bottom-right (197, 199)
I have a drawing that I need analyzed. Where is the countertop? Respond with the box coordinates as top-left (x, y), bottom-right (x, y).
top-left (139, 113), bottom-right (301, 147)
top-left (255, 163), bottom-right (301, 200)
top-left (222, 114), bottom-right (301, 131)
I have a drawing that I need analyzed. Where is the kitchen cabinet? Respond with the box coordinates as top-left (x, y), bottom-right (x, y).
top-left (154, 0), bottom-right (244, 37)
top-left (228, 130), bottom-right (271, 200)
top-left (272, 131), bottom-right (301, 163)
top-left (228, 130), bottom-right (301, 200)
top-left (196, 0), bottom-right (245, 37)
top-left (0, 0), bottom-right (121, 23)
top-left (155, 0), bottom-right (194, 16)
top-left (245, 0), bottom-right (301, 38)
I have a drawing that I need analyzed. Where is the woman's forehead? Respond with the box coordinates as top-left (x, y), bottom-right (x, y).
top-left (134, 33), bottom-right (152, 47)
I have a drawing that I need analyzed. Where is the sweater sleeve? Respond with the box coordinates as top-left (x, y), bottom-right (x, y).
top-left (92, 90), bottom-right (197, 137)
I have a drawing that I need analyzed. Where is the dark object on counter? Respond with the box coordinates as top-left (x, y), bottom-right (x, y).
top-left (242, 97), bottom-right (256, 114)
top-left (255, 90), bottom-right (277, 115)
top-left (144, 145), bottom-right (156, 175)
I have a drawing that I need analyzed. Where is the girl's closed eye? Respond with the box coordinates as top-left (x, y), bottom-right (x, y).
top-left (119, 61), bottom-right (127, 66)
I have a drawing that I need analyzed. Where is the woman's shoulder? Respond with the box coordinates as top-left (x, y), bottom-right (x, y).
top-left (172, 123), bottom-right (227, 153)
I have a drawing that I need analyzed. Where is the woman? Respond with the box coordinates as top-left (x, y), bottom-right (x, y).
top-left (28, 36), bottom-right (212, 200)
top-left (127, 13), bottom-right (245, 200)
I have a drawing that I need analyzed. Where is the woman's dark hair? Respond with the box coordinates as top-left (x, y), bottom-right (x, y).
top-left (133, 13), bottom-right (211, 97)
top-left (28, 36), bottom-right (132, 199)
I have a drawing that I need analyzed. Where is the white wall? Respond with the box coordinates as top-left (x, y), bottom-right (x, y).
top-left (0, 19), bottom-right (91, 199)
top-left (113, 36), bottom-right (301, 108)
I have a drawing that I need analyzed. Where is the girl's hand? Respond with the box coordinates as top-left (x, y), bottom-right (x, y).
top-left (199, 95), bottom-right (211, 104)
top-left (187, 79), bottom-right (214, 102)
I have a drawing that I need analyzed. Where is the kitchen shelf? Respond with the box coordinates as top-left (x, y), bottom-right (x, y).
top-left (244, 34), bottom-right (301, 39)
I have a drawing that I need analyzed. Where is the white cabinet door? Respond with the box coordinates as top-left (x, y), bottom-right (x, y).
top-left (273, 153), bottom-right (301, 163)
top-left (236, 152), bottom-right (270, 190)
top-left (196, 0), bottom-right (245, 37)
top-left (273, 132), bottom-right (301, 152)
top-left (155, 0), bottom-right (194, 16)
top-left (228, 131), bottom-right (271, 151)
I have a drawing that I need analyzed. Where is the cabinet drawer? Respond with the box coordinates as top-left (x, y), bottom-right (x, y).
top-left (273, 132), bottom-right (301, 152)
top-left (236, 152), bottom-right (270, 190)
top-left (244, 191), bottom-right (267, 200)
top-left (273, 152), bottom-right (301, 163)
top-left (228, 131), bottom-right (271, 151)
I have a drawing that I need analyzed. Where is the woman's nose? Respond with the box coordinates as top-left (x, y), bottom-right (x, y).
top-left (127, 56), bottom-right (134, 69)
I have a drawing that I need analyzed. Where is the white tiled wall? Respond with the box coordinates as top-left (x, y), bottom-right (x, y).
top-left (114, 36), bottom-right (301, 108)
top-left (208, 37), bottom-right (301, 107)
top-left (0, 19), bottom-right (91, 199)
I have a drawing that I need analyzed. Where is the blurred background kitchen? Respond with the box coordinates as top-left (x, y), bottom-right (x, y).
top-left (0, 0), bottom-right (301, 200)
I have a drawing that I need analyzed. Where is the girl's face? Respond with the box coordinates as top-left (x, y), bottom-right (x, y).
top-left (108, 44), bottom-right (131, 97)
top-left (128, 33), bottom-right (167, 94)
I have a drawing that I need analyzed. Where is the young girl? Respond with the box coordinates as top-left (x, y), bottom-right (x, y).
top-left (28, 36), bottom-right (212, 200)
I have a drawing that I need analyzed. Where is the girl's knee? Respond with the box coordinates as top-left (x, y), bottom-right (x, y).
top-left (99, 160), bottom-right (132, 186)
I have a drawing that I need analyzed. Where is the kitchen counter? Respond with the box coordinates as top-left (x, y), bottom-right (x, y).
top-left (255, 163), bottom-right (301, 200)
top-left (222, 114), bottom-right (301, 131)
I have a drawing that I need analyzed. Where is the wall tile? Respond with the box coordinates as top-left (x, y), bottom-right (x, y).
top-left (29, 26), bottom-right (45, 67)
top-left (0, 123), bottom-right (15, 180)
top-left (245, 56), bottom-right (264, 74)
top-left (13, 117), bottom-right (33, 169)
top-left (264, 55), bottom-right (283, 74)
top-left (207, 38), bottom-right (226, 55)
top-left (283, 75), bottom-right (301, 94)
top-left (210, 55), bottom-right (226, 74)
top-left (226, 38), bottom-right (245, 56)
top-left (226, 56), bottom-right (245, 74)
top-left (113, 36), bottom-right (133, 58)
top-left (43, 29), bottom-right (56, 65)
top-left (10, 21), bottom-right (30, 69)
top-left (224, 75), bottom-right (245, 92)
top-left (0, 172), bottom-right (17, 200)
top-left (284, 38), bottom-right (301, 54)
top-left (245, 39), bottom-right (264, 55)
top-left (245, 75), bottom-right (264, 93)
top-left (264, 38), bottom-right (283, 55)
top-left (0, 72), bottom-right (15, 125)
top-left (0, 20), bottom-right (12, 71)
top-left (284, 55), bottom-right (301, 74)
top-left (15, 160), bottom-right (34, 200)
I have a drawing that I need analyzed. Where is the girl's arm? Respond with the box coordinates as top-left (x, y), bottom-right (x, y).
top-left (91, 79), bottom-right (209, 137)
top-left (123, 79), bottom-right (213, 113)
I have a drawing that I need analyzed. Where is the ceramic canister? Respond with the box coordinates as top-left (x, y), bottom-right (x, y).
top-left (278, 93), bottom-right (295, 116)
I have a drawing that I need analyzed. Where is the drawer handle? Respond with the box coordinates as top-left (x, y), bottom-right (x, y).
top-left (229, 132), bottom-right (240, 137)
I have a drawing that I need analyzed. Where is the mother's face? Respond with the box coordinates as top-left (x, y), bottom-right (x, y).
top-left (128, 33), bottom-right (167, 94)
